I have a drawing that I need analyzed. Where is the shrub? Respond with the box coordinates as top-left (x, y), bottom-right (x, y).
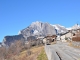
top-left (65, 37), bottom-right (68, 40)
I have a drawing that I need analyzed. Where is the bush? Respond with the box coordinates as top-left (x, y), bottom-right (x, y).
top-left (65, 37), bottom-right (68, 40)
top-left (27, 49), bottom-right (31, 56)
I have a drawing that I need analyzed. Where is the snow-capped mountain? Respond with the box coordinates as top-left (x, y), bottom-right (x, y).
top-left (52, 24), bottom-right (68, 34)
top-left (19, 21), bottom-right (56, 39)
top-left (72, 24), bottom-right (80, 30)
top-left (66, 24), bottom-right (80, 30)
top-left (20, 22), bottom-right (69, 37)
top-left (3, 21), bottom-right (57, 46)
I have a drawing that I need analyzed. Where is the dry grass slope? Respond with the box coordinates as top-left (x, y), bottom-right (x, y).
top-left (13, 46), bottom-right (44, 60)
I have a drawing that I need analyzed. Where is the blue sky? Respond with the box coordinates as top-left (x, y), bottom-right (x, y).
top-left (0, 0), bottom-right (80, 42)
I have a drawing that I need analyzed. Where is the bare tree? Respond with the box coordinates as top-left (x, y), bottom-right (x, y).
top-left (0, 47), bottom-right (7, 60)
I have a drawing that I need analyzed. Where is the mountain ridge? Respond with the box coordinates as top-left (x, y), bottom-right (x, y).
top-left (2, 21), bottom-right (56, 46)
top-left (2, 21), bottom-right (80, 46)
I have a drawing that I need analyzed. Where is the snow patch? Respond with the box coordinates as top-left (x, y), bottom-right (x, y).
top-left (18, 31), bottom-right (21, 34)
top-left (52, 24), bottom-right (68, 34)
top-left (66, 27), bottom-right (72, 30)
top-left (33, 30), bottom-right (39, 34)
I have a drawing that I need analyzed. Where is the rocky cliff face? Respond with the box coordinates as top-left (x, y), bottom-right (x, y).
top-left (3, 34), bottom-right (25, 46)
top-left (0, 42), bottom-right (2, 47)
top-left (19, 21), bottom-right (56, 39)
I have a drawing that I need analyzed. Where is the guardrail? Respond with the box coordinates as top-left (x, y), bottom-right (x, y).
top-left (45, 45), bottom-right (60, 60)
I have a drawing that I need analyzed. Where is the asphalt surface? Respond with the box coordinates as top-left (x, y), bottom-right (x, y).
top-left (48, 41), bottom-right (80, 60)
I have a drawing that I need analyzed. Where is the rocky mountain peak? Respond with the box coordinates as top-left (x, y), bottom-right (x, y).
top-left (67, 24), bottom-right (80, 30)
top-left (52, 24), bottom-right (68, 34)
top-left (20, 21), bottom-right (56, 39)
top-left (72, 24), bottom-right (80, 30)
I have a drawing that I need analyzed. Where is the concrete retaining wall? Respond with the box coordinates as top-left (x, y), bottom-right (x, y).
top-left (45, 45), bottom-right (60, 60)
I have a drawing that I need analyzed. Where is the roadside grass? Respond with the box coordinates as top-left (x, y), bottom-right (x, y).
top-left (78, 58), bottom-right (80, 60)
top-left (37, 48), bottom-right (48, 60)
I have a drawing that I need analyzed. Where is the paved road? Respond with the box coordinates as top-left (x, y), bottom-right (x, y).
top-left (47, 41), bottom-right (80, 60)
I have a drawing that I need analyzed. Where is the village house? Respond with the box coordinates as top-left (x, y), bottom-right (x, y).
top-left (58, 31), bottom-right (72, 42)
top-left (72, 29), bottom-right (80, 42)
top-left (43, 35), bottom-right (57, 44)
top-left (59, 29), bottom-right (79, 42)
